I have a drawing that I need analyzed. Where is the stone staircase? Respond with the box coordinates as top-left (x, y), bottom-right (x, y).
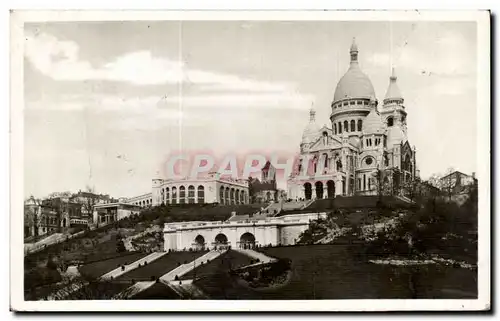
top-left (165, 279), bottom-right (209, 299)
top-left (113, 281), bottom-right (156, 299)
top-left (234, 248), bottom-right (276, 264)
top-left (160, 250), bottom-right (223, 282)
top-left (100, 251), bottom-right (167, 281)
top-left (114, 250), bottom-right (225, 299)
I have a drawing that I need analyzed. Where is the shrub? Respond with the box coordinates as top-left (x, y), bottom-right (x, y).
top-left (150, 275), bottom-right (156, 281)
top-left (121, 265), bottom-right (125, 271)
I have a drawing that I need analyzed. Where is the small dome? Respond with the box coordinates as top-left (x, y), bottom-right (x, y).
top-left (363, 108), bottom-right (384, 135)
top-left (333, 39), bottom-right (376, 103)
top-left (302, 109), bottom-right (320, 144)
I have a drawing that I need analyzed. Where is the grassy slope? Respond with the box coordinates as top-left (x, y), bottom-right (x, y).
top-left (78, 252), bottom-right (150, 280)
top-left (130, 282), bottom-right (181, 300)
top-left (194, 244), bottom-right (477, 300)
top-left (180, 250), bottom-right (254, 280)
top-left (115, 251), bottom-right (207, 282)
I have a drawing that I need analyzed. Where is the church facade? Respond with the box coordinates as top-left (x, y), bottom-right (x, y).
top-left (288, 39), bottom-right (418, 201)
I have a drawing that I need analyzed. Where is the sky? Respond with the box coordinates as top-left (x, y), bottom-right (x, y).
top-left (23, 20), bottom-right (478, 199)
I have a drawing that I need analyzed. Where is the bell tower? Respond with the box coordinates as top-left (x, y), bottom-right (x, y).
top-left (381, 68), bottom-right (407, 147)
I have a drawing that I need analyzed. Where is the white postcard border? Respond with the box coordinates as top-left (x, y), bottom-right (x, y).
top-left (10, 9), bottom-right (491, 312)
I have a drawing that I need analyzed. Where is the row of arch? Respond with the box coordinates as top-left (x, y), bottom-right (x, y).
top-left (334, 119), bottom-right (363, 135)
top-left (333, 116), bottom-right (398, 136)
top-left (193, 232), bottom-right (256, 250)
top-left (159, 185), bottom-right (205, 205)
top-left (219, 186), bottom-right (248, 205)
top-left (132, 198), bottom-right (153, 207)
top-left (303, 181), bottom-right (336, 200)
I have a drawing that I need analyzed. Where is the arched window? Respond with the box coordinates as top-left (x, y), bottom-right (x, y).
top-left (334, 123), bottom-right (337, 135)
top-left (220, 186), bottom-right (225, 205)
top-left (324, 153), bottom-right (329, 169)
top-left (338, 122), bottom-right (342, 134)
top-left (172, 187), bottom-right (177, 204)
top-left (350, 120), bottom-right (355, 132)
top-left (230, 188), bottom-right (235, 205)
top-left (344, 120), bottom-right (349, 132)
top-left (188, 185), bottom-right (195, 204)
top-left (225, 187), bottom-right (230, 204)
top-left (322, 131), bottom-right (328, 145)
top-left (387, 117), bottom-right (394, 127)
top-left (197, 185), bottom-right (205, 204)
top-left (179, 186), bottom-right (186, 204)
top-left (358, 119), bottom-right (362, 131)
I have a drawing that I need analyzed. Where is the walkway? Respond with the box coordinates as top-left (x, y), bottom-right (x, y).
top-left (234, 248), bottom-right (276, 263)
top-left (167, 279), bottom-right (209, 299)
top-left (99, 251), bottom-right (167, 281)
top-left (113, 281), bottom-right (156, 299)
top-left (114, 250), bottom-right (225, 299)
top-left (160, 250), bottom-right (223, 281)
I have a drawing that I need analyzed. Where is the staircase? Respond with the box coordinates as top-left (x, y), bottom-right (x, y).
top-left (114, 250), bottom-right (225, 299)
top-left (113, 281), bottom-right (156, 299)
top-left (165, 279), bottom-right (209, 299)
top-left (100, 251), bottom-right (167, 281)
top-left (160, 250), bottom-right (223, 282)
top-left (234, 248), bottom-right (276, 264)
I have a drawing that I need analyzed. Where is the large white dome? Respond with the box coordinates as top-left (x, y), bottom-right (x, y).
top-left (333, 39), bottom-right (376, 103)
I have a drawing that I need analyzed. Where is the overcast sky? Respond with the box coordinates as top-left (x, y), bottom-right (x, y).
top-left (23, 20), bottom-right (477, 199)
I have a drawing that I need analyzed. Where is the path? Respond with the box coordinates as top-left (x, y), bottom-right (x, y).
top-left (167, 279), bottom-right (209, 299)
top-left (113, 281), bottom-right (156, 299)
top-left (114, 250), bottom-right (225, 299)
top-left (99, 251), bottom-right (167, 280)
top-left (160, 250), bottom-right (222, 281)
top-left (234, 248), bottom-right (276, 263)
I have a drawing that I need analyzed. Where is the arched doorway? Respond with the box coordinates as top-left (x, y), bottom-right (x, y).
top-left (194, 235), bottom-right (205, 251)
top-left (304, 182), bottom-right (312, 200)
top-left (327, 180), bottom-right (335, 198)
top-left (240, 232), bottom-right (256, 249)
top-left (214, 233), bottom-right (229, 250)
top-left (315, 181), bottom-right (324, 199)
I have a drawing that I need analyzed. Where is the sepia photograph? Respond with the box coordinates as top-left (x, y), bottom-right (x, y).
top-left (10, 10), bottom-right (490, 312)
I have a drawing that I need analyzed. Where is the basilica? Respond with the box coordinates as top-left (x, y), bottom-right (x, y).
top-left (287, 39), bottom-right (418, 201)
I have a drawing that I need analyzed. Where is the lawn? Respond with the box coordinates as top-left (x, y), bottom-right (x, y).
top-left (180, 250), bottom-right (254, 280)
top-left (193, 244), bottom-right (477, 300)
top-left (78, 252), bottom-right (150, 280)
top-left (115, 251), bottom-right (207, 282)
top-left (130, 282), bottom-right (181, 300)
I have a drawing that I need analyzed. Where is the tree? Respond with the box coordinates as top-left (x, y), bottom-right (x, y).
top-left (82, 186), bottom-right (99, 223)
top-left (371, 167), bottom-right (392, 203)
